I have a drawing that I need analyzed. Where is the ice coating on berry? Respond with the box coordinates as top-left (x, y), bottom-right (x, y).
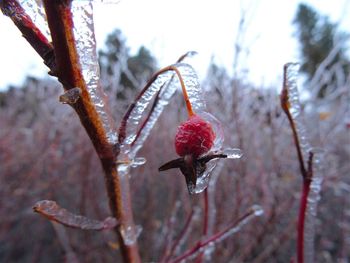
top-left (175, 115), bottom-right (216, 158)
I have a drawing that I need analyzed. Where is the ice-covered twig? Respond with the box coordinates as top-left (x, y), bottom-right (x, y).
top-left (51, 222), bottom-right (80, 263)
top-left (161, 207), bottom-right (199, 262)
top-left (130, 52), bottom-right (196, 150)
top-left (39, 2), bottom-right (140, 262)
top-left (118, 62), bottom-right (205, 159)
top-left (159, 201), bottom-right (182, 262)
top-left (33, 200), bottom-right (118, 231)
top-left (281, 63), bottom-right (310, 177)
top-left (281, 63), bottom-right (324, 263)
top-left (0, 0), bottom-right (55, 69)
top-left (194, 189), bottom-right (210, 263)
top-left (170, 205), bottom-right (263, 263)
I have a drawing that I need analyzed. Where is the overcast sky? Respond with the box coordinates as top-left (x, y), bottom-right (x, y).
top-left (0, 0), bottom-right (349, 90)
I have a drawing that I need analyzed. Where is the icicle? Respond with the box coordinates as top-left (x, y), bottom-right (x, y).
top-left (120, 224), bottom-right (143, 246)
top-left (175, 63), bottom-right (206, 113)
top-left (72, 1), bottom-right (118, 144)
top-left (122, 70), bottom-right (176, 149)
top-left (284, 63), bottom-right (313, 161)
top-left (130, 157), bottom-right (146, 168)
top-left (304, 149), bottom-right (324, 263)
top-left (223, 148), bottom-right (243, 159)
top-left (19, 0), bottom-right (51, 41)
top-left (127, 75), bottom-right (179, 158)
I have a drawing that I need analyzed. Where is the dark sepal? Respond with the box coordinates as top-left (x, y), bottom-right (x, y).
top-left (159, 153), bottom-right (228, 194)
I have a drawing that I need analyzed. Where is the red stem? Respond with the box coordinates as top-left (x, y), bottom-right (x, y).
top-left (41, 1), bottom-right (140, 262)
top-left (297, 179), bottom-right (311, 263)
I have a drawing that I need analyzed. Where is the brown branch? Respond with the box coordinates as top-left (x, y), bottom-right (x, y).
top-left (39, 1), bottom-right (140, 262)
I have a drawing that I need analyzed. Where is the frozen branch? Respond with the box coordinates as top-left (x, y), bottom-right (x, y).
top-left (33, 200), bottom-right (118, 231)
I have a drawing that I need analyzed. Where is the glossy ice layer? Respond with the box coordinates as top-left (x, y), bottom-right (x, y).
top-left (122, 63), bottom-right (203, 159)
top-left (304, 149), bottom-right (324, 263)
top-left (72, 1), bottom-right (118, 144)
top-left (185, 205), bottom-right (264, 262)
top-left (284, 63), bottom-right (312, 160)
top-left (284, 63), bottom-right (324, 263)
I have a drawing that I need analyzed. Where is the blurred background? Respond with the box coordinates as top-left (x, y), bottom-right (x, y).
top-left (0, 0), bottom-right (349, 262)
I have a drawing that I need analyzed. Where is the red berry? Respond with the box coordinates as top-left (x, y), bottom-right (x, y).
top-left (175, 114), bottom-right (216, 158)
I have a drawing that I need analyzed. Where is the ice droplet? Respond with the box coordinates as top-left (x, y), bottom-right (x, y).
top-left (120, 224), bottom-right (142, 246)
top-left (250, 204), bottom-right (264, 216)
top-left (130, 157), bottom-right (146, 168)
top-left (72, 1), bottom-right (118, 144)
top-left (20, 0), bottom-right (51, 41)
top-left (223, 148), bottom-right (243, 159)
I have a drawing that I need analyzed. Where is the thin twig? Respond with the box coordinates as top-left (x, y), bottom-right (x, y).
top-left (33, 200), bottom-right (118, 231)
top-left (170, 208), bottom-right (258, 263)
top-left (194, 189), bottom-right (209, 263)
top-left (162, 209), bottom-right (196, 262)
top-left (281, 64), bottom-right (315, 263)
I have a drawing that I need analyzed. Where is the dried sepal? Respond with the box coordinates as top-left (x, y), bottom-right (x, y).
top-left (159, 153), bottom-right (228, 194)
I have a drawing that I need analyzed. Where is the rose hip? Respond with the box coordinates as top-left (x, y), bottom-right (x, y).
top-left (175, 114), bottom-right (216, 158)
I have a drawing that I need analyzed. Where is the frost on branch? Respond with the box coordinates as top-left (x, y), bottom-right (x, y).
top-left (33, 200), bottom-right (118, 231)
top-left (282, 63), bottom-right (312, 161)
top-left (304, 149), bottom-right (324, 262)
top-left (72, 1), bottom-right (118, 144)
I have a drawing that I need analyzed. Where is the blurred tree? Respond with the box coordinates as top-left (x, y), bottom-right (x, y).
top-left (0, 91), bottom-right (6, 107)
top-left (98, 29), bottom-right (157, 100)
top-left (293, 3), bottom-right (349, 97)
